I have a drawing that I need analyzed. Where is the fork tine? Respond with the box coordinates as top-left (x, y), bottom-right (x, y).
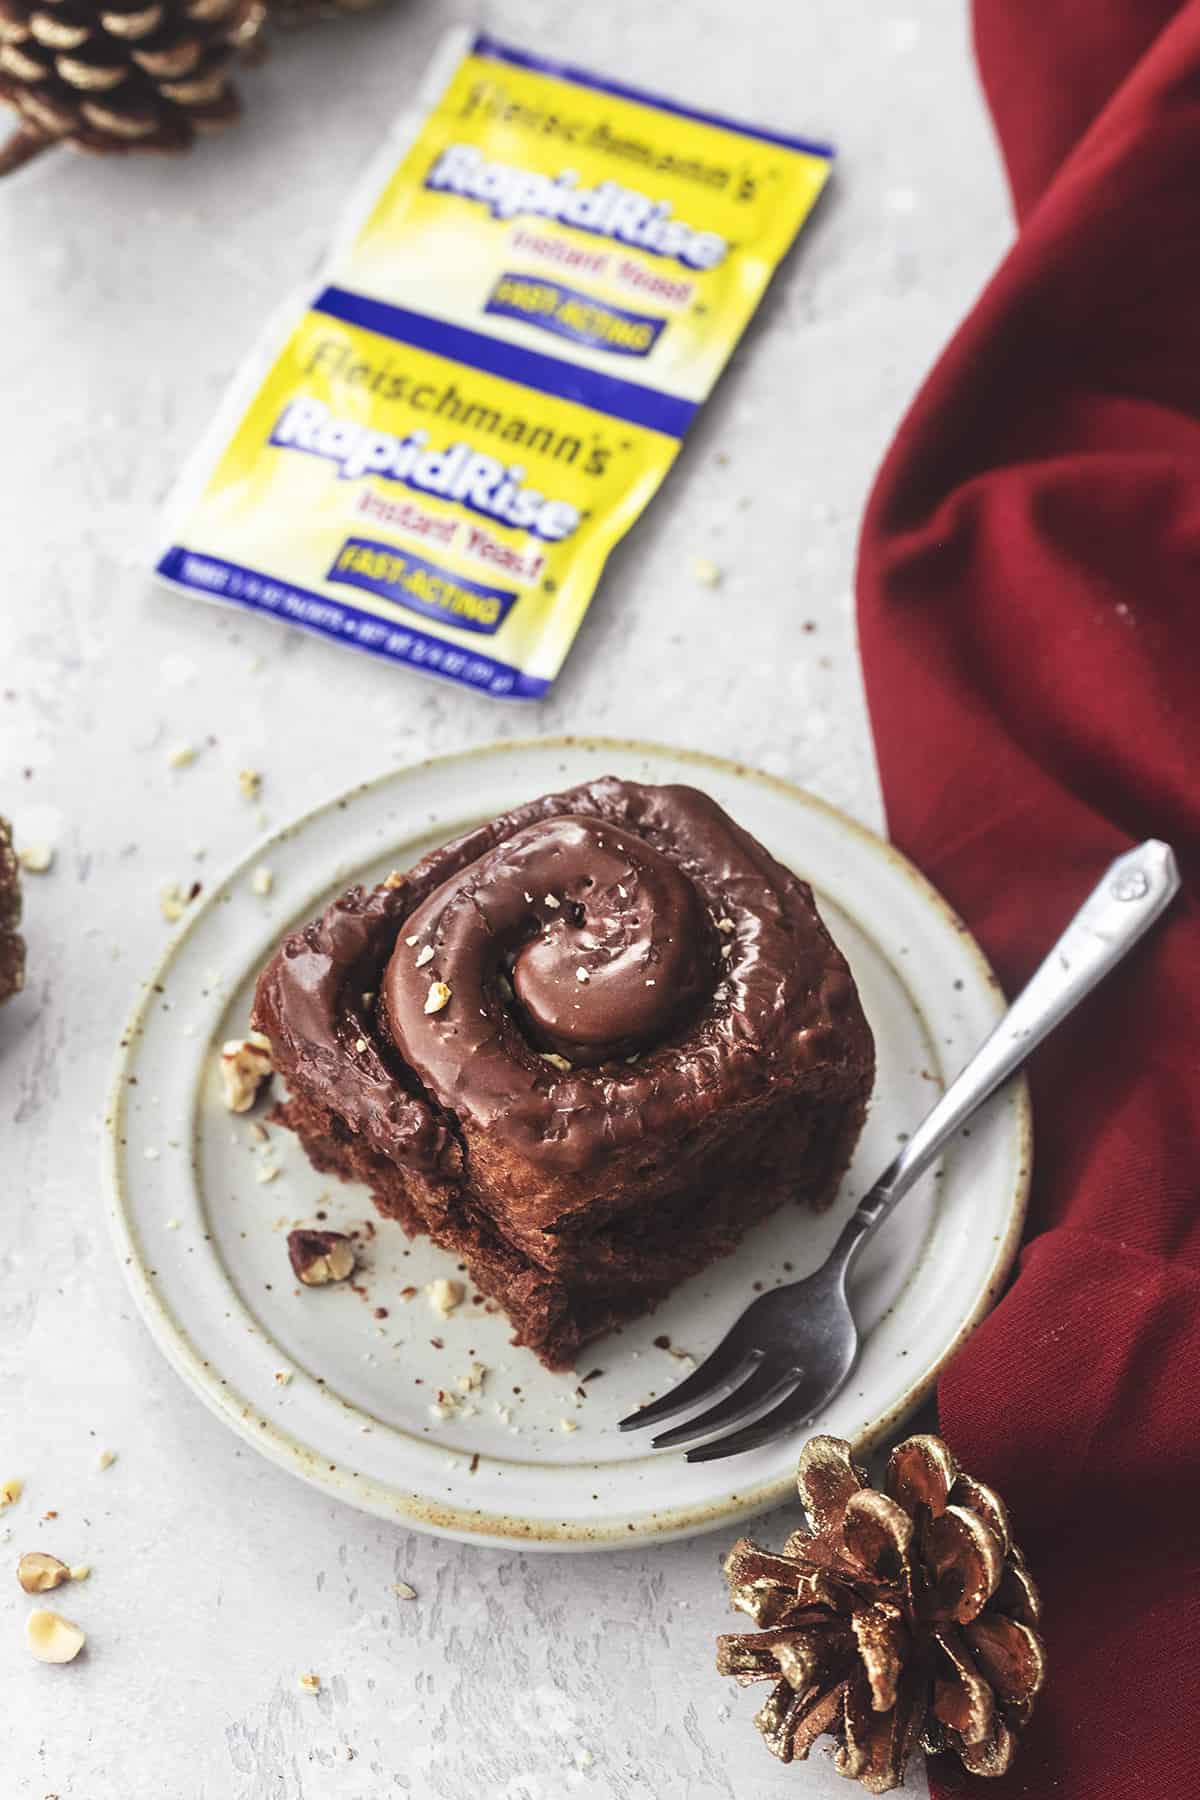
top-left (683, 1380), bottom-right (825, 1463)
top-left (649, 1361), bottom-right (803, 1450)
top-left (617, 1335), bottom-right (762, 1432)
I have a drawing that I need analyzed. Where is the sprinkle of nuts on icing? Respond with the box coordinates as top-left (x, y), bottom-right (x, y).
top-left (575, 967), bottom-right (590, 983)
top-left (383, 871), bottom-right (405, 889)
top-left (415, 944), bottom-right (435, 968)
top-left (544, 893), bottom-right (560, 909)
top-left (426, 1277), bottom-right (465, 1316)
top-left (540, 1052), bottom-right (572, 1071)
top-left (219, 1033), bottom-right (273, 1113)
top-left (26, 1609), bottom-right (86, 1665)
top-left (355, 1037), bottom-right (368, 1053)
top-left (405, 933), bottom-right (419, 945)
top-left (424, 980), bottom-right (451, 1015)
top-left (716, 917), bottom-right (735, 932)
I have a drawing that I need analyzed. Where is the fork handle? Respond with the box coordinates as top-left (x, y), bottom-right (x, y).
top-left (836, 839), bottom-right (1180, 1260)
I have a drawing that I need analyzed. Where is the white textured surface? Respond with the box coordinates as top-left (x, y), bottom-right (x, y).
top-left (0, 1), bottom-right (1009, 1794)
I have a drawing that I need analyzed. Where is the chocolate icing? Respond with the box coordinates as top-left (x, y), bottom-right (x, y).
top-left (254, 777), bottom-right (863, 1177)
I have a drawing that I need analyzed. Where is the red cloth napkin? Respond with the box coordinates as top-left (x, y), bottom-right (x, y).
top-left (855, 4), bottom-right (1200, 1796)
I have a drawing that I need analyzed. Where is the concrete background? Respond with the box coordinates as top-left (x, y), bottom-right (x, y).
top-left (0, 2), bottom-right (1009, 1794)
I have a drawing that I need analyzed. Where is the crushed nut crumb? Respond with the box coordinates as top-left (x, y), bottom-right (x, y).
top-left (424, 980), bottom-right (451, 1015)
top-left (69, 1564), bottom-right (91, 1583)
top-left (18, 844), bottom-right (54, 874)
top-left (256, 1162), bottom-right (280, 1185)
top-left (426, 1277), bottom-right (464, 1316)
top-left (96, 1450), bottom-right (116, 1472)
top-left (299, 1672), bottom-right (321, 1693)
top-left (692, 556), bottom-right (722, 587)
top-left (575, 967), bottom-right (590, 983)
top-left (167, 745), bottom-right (196, 769)
top-left (220, 1033), bottom-right (273, 1113)
top-left (238, 769), bottom-right (262, 802)
top-left (383, 871), bottom-right (405, 890)
top-left (715, 917), bottom-right (735, 933)
top-left (540, 1052), bottom-right (572, 1072)
top-left (251, 866), bottom-right (274, 897)
top-left (559, 1417), bottom-right (579, 1433)
top-left (288, 1229), bottom-right (355, 1286)
top-left (274, 1369), bottom-right (293, 1387)
top-left (455, 1362), bottom-right (487, 1394)
top-left (392, 1581), bottom-right (417, 1600)
top-left (544, 893), bottom-right (560, 909)
top-left (415, 943), bottom-right (435, 968)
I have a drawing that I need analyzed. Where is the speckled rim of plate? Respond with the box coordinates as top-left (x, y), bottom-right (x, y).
top-left (104, 736), bottom-right (1031, 1549)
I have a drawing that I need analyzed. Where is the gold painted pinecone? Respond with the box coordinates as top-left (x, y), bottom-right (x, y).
top-left (0, 0), bottom-right (265, 173)
top-left (717, 1435), bottom-right (1046, 1794)
top-left (0, 816), bottom-right (25, 1005)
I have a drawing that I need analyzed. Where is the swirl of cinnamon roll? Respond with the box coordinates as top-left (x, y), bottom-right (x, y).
top-left (254, 777), bottom-right (871, 1182)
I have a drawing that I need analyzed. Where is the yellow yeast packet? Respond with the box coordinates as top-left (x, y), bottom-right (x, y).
top-left (156, 31), bottom-right (832, 698)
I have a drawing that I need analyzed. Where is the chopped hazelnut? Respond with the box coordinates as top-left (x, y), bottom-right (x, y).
top-left (425, 1277), bottom-right (464, 1316)
top-left (96, 1450), bottom-right (116, 1472)
top-left (17, 1552), bottom-right (70, 1594)
top-left (0, 1477), bottom-right (22, 1509)
top-left (251, 866), bottom-right (274, 897)
top-left (415, 944), bottom-right (435, 968)
top-left (238, 769), bottom-right (262, 802)
top-left (559, 1418), bottom-right (579, 1433)
top-left (392, 1581), bottom-right (417, 1600)
top-left (544, 893), bottom-right (560, 909)
top-left (160, 881), bottom-right (189, 923)
top-left (692, 556), bottom-right (722, 587)
top-left (288, 1229), bottom-right (355, 1287)
top-left (540, 1053), bottom-right (572, 1072)
top-left (455, 1362), bottom-right (487, 1394)
top-left (69, 1564), bottom-right (91, 1583)
top-left (18, 845), bottom-right (54, 874)
top-left (382, 871), bottom-right (405, 889)
top-left (424, 980), bottom-right (451, 1015)
top-left (26, 1609), bottom-right (86, 1664)
top-left (167, 745), bottom-right (196, 769)
top-left (575, 967), bottom-right (590, 984)
top-left (715, 916), bottom-right (735, 933)
top-left (299, 1671), bottom-right (321, 1693)
top-left (219, 1033), bottom-right (273, 1113)
top-left (274, 1369), bottom-right (293, 1387)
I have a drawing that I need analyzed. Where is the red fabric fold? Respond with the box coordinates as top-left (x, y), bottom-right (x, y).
top-left (855, 4), bottom-right (1200, 1795)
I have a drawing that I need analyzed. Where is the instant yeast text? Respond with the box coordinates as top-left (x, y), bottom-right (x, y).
top-left (155, 32), bottom-right (832, 698)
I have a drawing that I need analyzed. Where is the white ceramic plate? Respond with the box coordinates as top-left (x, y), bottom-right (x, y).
top-left (105, 738), bottom-right (1030, 1550)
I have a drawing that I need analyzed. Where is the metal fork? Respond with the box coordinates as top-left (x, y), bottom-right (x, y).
top-left (619, 839), bottom-right (1180, 1462)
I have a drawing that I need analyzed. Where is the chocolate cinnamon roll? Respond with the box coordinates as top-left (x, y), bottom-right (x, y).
top-left (254, 778), bottom-right (874, 1369)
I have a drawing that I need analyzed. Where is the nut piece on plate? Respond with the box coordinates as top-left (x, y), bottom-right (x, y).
top-left (426, 1277), bottom-right (464, 1317)
top-left (26, 1609), bottom-right (86, 1664)
top-left (288, 1229), bottom-right (355, 1287)
top-left (17, 1551), bottom-right (70, 1594)
top-left (0, 1476), bottom-right (22, 1509)
top-left (219, 1033), bottom-right (273, 1113)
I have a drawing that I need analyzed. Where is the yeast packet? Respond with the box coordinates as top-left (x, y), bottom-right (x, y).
top-left (155, 30), bottom-right (832, 698)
